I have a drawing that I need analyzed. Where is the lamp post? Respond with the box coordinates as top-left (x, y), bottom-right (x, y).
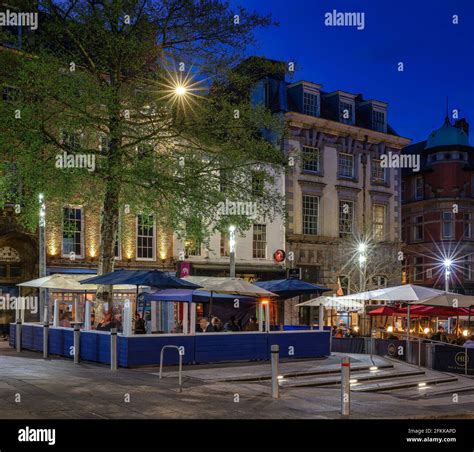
top-left (443, 258), bottom-right (452, 292)
top-left (229, 225), bottom-right (236, 278)
top-left (358, 242), bottom-right (367, 293)
top-left (38, 194), bottom-right (47, 322)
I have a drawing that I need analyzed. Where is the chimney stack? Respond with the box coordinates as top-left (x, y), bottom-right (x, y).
top-left (454, 118), bottom-right (469, 136)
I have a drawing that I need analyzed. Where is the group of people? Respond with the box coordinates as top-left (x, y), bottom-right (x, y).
top-left (198, 315), bottom-right (259, 333)
top-left (331, 326), bottom-right (360, 338)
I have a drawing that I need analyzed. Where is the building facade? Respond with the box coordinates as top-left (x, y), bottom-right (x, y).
top-left (250, 62), bottom-right (411, 324)
top-left (402, 116), bottom-right (474, 294)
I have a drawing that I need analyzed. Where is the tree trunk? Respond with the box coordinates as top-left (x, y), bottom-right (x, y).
top-left (95, 180), bottom-right (120, 324)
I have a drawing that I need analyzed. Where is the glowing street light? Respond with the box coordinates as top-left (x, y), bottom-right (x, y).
top-left (229, 225), bottom-right (236, 278)
top-left (444, 258), bottom-right (452, 291)
top-left (357, 240), bottom-right (368, 292)
top-left (175, 85), bottom-right (187, 96)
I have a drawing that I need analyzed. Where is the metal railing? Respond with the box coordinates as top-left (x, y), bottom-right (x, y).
top-left (159, 345), bottom-right (183, 393)
top-left (406, 337), bottom-right (472, 375)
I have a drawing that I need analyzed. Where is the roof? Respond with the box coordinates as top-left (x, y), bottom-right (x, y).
top-left (425, 117), bottom-right (470, 149)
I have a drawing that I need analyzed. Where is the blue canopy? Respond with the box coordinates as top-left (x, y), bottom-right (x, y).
top-left (253, 278), bottom-right (329, 300)
top-left (142, 289), bottom-right (256, 303)
top-left (80, 269), bottom-right (201, 289)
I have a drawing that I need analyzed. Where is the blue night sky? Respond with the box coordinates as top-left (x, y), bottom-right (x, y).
top-left (233, 0), bottom-right (474, 144)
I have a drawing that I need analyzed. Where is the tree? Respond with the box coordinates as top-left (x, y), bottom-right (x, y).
top-left (0, 1), bottom-right (286, 317)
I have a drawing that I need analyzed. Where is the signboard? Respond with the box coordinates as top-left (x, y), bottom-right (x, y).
top-left (273, 249), bottom-right (286, 263)
top-left (287, 268), bottom-right (301, 280)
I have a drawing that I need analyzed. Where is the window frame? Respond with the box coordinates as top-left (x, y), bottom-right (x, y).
top-left (302, 195), bottom-right (320, 235)
top-left (252, 224), bottom-right (267, 259)
top-left (61, 206), bottom-right (84, 259)
top-left (337, 152), bottom-right (355, 179)
top-left (136, 214), bottom-right (156, 261)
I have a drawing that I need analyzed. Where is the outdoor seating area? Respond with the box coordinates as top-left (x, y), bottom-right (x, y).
top-left (9, 270), bottom-right (331, 367)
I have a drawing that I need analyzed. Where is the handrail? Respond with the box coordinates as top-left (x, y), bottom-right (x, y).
top-left (159, 345), bottom-right (183, 393)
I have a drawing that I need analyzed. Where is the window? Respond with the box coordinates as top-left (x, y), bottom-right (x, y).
top-left (401, 180), bottom-right (406, 202)
top-left (340, 102), bottom-right (354, 124)
top-left (414, 176), bottom-right (423, 200)
top-left (464, 255), bottom-right (473, 281)
top-left (464, 213), bottom-right (473, 239)
top-left (302, 195), bottom-right (319, 235)
top-left (220, 232), bottom-right (229, 257)
top-left (371, 275), bottom-right (387, 287)
top-left (303, 91), bottom-right (318, 117)
top-left (252, 224), bottom-right (267, 259)
top-left (338, 153), bottom-right (354, 178)
top-left (413, 257), bottom-right (424, 282)
top-left (62, 207), bottom-right (83, 257)
top-left (136, 214), bottom-right (155, 260)
top-left (251, 172), bottom-right (264, 197)
top-left (372, 110), bottom-right (386, 132)
top-left (442, 212), bottom-right (453, 239)
top-left (371, 158), bottom-right (386, 184)
top-left (302, 146), bottom-right (320, 173)
top-left (185, 238), bottom-right (201, 257)
top-left (413, 215), bottom-right (423, 241)
top-left (339, 200), bottom-right (354, 236)
top-left (372, 204), bottom-right (386, 241)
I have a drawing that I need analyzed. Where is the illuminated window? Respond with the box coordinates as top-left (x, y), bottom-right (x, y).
top-left (253, 224), bottom-right (267, 259)
top-left (339, 200), bottom-right (354, 237)
top-left (136, 214), bottom-right (155, 260)
top-left (62, 207), bottom-right (83, 258)
top-left (303, 195), bottom-right (319, 235)
top-left (372, 204), bottom-right (386, 241)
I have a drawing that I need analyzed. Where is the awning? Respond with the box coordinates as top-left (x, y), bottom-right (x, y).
top-left (142, 289), bottom-right (256, 303)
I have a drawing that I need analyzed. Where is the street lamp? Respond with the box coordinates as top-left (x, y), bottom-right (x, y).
top-left (443, 258), bottom-right (452, 292)
top-left (229, 225), bottom-right (236, 278)
top-left (175, 85), bottom-right (187, 96)
top-left (357, 241), bottom-right (367, 293)
top-left (38, 193), bottom-right (47, 322)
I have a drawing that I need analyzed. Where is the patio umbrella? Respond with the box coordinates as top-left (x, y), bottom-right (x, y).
top-left (335, 284), bottom-right (446, 302)
top-left (184, 276), bottom-right (276, 319)
top-left (411, 292), bottom-right (474, 308)
top-left (253, 279), bottom-right (329, 300)
top-left (367, 306), bottom-right (399, 316)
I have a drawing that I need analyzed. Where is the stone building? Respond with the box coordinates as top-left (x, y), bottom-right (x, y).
top-left (402, 116), bottom-right (474, 294)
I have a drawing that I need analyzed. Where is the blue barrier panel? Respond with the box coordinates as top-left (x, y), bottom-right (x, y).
top-left (194, 332), bottom-right (268, 363)
top-left (33, 325), bottom-right (44, 351)
top-left (125, 335), bottom-right (195, 367)
top-left (331, 337), bottom-right (365, 353)
top-left (63, 329), bottom-right (74, 359)
top-left (268, 331), bottom-right (330, 359)
top-left (21, 324), bottom-right (34, 350)
top-left (375, 339), bottom-right (407, 361)
top-left (80, 331), bottom-right (111, 364)
top-left (9, 323), bottom-right (15, 348)
top-left (48, 328), bottom-right (64, 355)
top-left (433, 344), bottom-right (474, 375)
top-left (118, 336), bottom-right (128, 367)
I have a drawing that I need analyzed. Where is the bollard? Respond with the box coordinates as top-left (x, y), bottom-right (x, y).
top-left (271, 344), bottom-right (280, 399)
top-left (341, 356), bottom-right (350, 416)
top-left (15, 320), bottom-right (22, 353)
top-left (465, 346), bottom-right (468, 376)
top-left (73, 324), bottom-right (80, 364)
top-left (110, 327), bottom-right (118, 371)
top-left (43, 322), bottom-right (49, 359)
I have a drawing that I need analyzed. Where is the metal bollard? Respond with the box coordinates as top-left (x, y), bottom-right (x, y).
top-left (271, 344), bottom-right (280, 399)
top-left (341, 356), bottom-right (350, 416)
top-left (43, 322), bottom-right (49, 359)
top-left (73, 324), bottom-right (80, 364)
top-left (15, 320), bottom-right (22, 353)
top-left (110, 327), bottom-right (117, 371)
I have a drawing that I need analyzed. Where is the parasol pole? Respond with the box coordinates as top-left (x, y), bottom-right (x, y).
top-left (406, 303), bottom-right (411, 361)
top-left (209, 290), bottom-right (213, 321)
top-left (468, 305), bottom-right (472, 335)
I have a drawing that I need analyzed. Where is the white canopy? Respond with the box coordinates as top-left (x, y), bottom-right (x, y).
top-left (17, 274), bottom-right (139, 291)
top-left (296, 295), bottom-right (364, 311)
top-left (334, 284), bottom-right (445, 302)
top-left (184, 276), bottom-right (277, 298)
top-left (414, 292), bottom-right (474, 308)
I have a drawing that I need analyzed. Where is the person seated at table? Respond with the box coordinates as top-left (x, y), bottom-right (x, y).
top-left (430, 326), bottom-right (447, 342)
top-left (198, 317), bottom-right (214, 333)
top-left (344, 328), bottom-right (353, 338)
top-left (134, 313), bottom-right (146, 334)
top-left (463, 335), bottom-right (474, 348)
top-left (335, 328), bottom-right (344, 338)
top-left (96, 312), bottom-right (113, 331)
top-left (224, 315), bottom-right (240, 332)
top-left (59, 312), bottom-right (71, 328)
top-left (245, 316), bottom-right (259, 331)
top-left (211, 316), bottom-right (223, 332)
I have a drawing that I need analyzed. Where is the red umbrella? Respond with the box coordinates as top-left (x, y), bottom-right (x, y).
top-left (367, 306), bottom-right (398, 316)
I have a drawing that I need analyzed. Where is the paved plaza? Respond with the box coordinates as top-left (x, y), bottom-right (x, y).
top-left (1, 342), bottom-right (474, 419)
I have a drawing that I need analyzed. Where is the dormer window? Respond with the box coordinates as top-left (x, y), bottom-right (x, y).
top-left (372, 110), bottom-right (386, 132)
top-left (340, 102), bottom-right (354, 125)
top-left (303, 91), bottom-right (318, 117)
